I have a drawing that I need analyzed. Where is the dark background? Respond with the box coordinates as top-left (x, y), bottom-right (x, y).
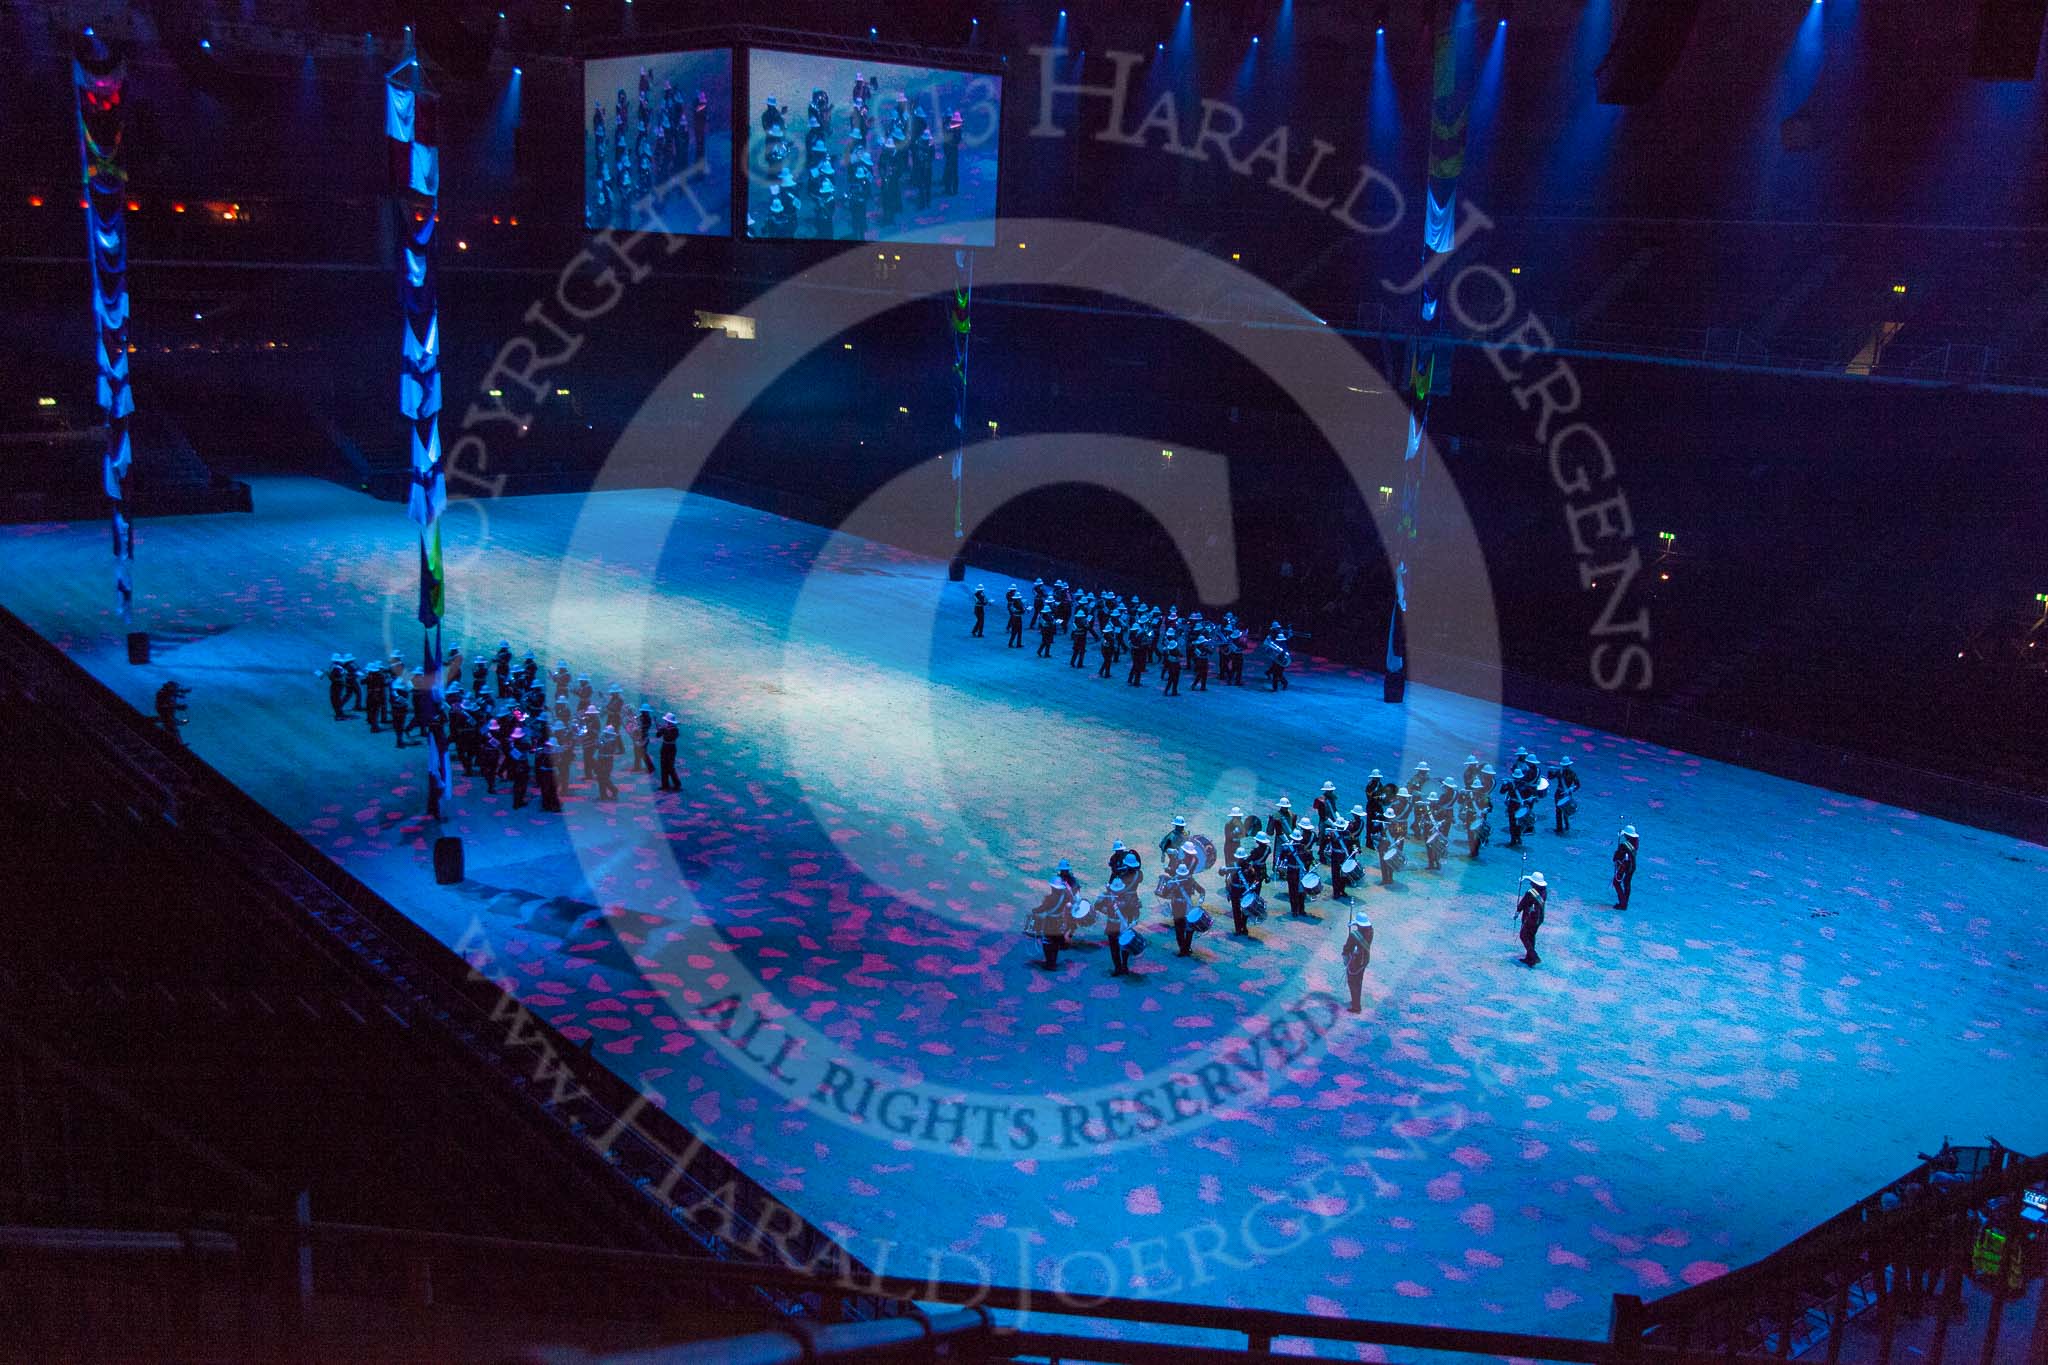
top-left (1, 0), bottom-right (2043, 797)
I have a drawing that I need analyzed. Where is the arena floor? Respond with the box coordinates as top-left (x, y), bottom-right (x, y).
top-left (4, 476), bottom-right (2044, 1348)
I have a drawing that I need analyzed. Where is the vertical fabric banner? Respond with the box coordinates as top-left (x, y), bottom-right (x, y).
top-left (1386, 0), bottom-right (1472, 702)
top-left (950, 249), bottom-right (974, 540)
top-left (387, 39), bottom-right (451, 814)
top-left (74, 31), bottom-right (134, 618)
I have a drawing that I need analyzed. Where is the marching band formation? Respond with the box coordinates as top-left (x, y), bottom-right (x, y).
top-left (589, 67), bottom-right (714, 230)
top-left (972, 578), bottom-right (1300, 693)
top-left (320, 643), bottom-right (684, 817)
top-left (313, 607), bottom-right (1649, 1002)
top-left (754, 73), bottom-right (966, 241)
top-left (1021, 753), bottom-right (1643, 990)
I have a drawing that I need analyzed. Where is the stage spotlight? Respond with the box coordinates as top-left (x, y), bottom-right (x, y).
top-left (199, 37), bottom-right (210, 49)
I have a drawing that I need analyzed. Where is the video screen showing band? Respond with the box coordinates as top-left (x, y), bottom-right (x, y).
top-left (744, 49), bottom-right (1001, 246)
top-left (583, 48), bottom-right (733, 236)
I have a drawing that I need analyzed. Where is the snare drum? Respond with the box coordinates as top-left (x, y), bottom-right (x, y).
top-left (1300, 871), bottom-right (1324, 897)
top-left (1339, 856), bottom-right (1362, 879)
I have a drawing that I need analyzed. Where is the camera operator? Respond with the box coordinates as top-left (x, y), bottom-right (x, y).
top-left (154, 681), bottom-right (189, 743)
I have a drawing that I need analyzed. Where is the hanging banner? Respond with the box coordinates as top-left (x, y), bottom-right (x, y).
top-left (74, 29), bottom-right (134, 617)
top-left (951, 250), bottom-right (974, 540)
top-left (387, 39), bottom-right (452, 814)
top-left (1386, 0), bottom-right (1473, 701)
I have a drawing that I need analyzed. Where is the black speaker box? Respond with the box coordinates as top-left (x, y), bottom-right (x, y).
top-left (947, 554), bottom-right (967, 582)
top-left (433, 836), bottom-right (465, 885)
top-left (125, 631), bottom-right (150, 665)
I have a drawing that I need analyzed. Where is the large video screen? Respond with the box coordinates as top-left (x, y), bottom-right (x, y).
top-left (744, 50), bottom-right (1001, 246)
top-left (584, 48), bottom-right (733, 236)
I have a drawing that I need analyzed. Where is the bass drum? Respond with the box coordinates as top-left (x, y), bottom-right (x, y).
top-left (1184, 834), bottom-right (1218, 873)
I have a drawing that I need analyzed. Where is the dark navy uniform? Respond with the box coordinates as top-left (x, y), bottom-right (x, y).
top-left (1552, 758), bottom-right (1581, 834)
top-left (1517, 875), bottom-right (1549, 965)
top-left (656, 713), bottom-right (681, 791)
top-left (324, 657), bottom-right (348, 720)
top-left (1342, 910), bottom-right (1373, 1013)
top-left (1612, 826), bottom-right (1638, 909)
top-left (536, 740), bottom-right (563, 812)
top-left (364, 665), bottom-right (389, 732)
top-left (506, 736), bottom-right (532, 809)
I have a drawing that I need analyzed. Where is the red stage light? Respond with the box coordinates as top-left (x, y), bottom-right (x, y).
top-left (26, 195), bottom-right (42, 207)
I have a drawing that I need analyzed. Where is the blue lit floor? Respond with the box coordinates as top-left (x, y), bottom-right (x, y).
top-left (3, 476), bottom-right (2044, 1346)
